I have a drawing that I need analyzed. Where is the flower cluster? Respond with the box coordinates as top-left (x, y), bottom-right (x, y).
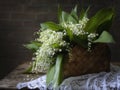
top-left (87, 33), bottom-right (99, 51)
top-left (63, 17), bottom-right (89, 36)
top-left (32, 29), bottom-right (68, 73)
top-left (62, 16), bottom-right (99, 51)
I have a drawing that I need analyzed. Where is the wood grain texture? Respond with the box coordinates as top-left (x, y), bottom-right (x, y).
top-left (0, 62), bottom-right (44, 90)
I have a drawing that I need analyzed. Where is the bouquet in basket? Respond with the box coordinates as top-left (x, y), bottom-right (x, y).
top-left (24, 6), bottom-right (115, 89)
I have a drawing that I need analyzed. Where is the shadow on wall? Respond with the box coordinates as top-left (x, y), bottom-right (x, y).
top-left (0, 16), bottom-right (33, 79)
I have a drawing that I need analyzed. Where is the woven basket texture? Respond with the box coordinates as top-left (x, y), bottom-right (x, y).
top-left (63, 44), bottom-right (111, 78)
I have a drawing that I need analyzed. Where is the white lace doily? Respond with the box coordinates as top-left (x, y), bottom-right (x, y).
top-left (17, 64), bottom-right (120, 90)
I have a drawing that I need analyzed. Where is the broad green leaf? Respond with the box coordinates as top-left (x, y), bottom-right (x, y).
top-left (40, 23), bottom-right (48, 30)
top-left (40, 22), bottom-right (63, 31)
top-left (58, 6), bottom-right (78, 24)
top-left (61, 11), bottom-right (69, 23)
top-left (66, 28), bottom-right (73, 41)
top-left (84, 8), bottom-right (114, 33)
top-left (46, 54), bottom-right (64, 88)
top-left (46, 64), bottom-right (55, 85)
top-left (93, 31), bottom-right (115, 43)
top-left (73, 35), bottom-right (88, 48)
top-left (52, 54), bottom-right (63, 89)
top-left (97, 18), bottom-right (113, 34)
top-left (70, 5), bottom-right (79, 22)
top-left (58, 5), bottom-right (62, 24)
top-left (79, 9), bottom-right (85, 20)
top-left (68, 14), bottom-right (78, 23)
top-left (24, 41), bottom-right (41, 52)
top-left (73, 5), bottom-right (77, 13)
top-left (61, 11), bottom-right (76, 23)
top-left (79, 6), bottom-right (90, 20)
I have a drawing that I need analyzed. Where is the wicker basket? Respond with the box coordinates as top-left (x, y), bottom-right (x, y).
top-left (63, 44), bottom-right (111, 78)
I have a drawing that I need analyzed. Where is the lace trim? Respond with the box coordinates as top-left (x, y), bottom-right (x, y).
top-left (17, 64), bottom-right (120, 90)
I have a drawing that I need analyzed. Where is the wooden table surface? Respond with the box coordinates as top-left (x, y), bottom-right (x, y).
top-left (0, 62), bottom-right (120, 90)
top-left (0, 62), bottom-right (45, 90)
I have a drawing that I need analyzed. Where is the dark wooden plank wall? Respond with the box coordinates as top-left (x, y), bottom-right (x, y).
top-left (0, 0), bottom-right (120, 79)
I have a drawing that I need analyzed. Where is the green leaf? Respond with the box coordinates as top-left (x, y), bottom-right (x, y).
top-left (68, 14), bottom-right (78, 23)
top-left (46, 64), bottom-right (55, 85)
top-left (24, 41), bottom-right (41, 52)
top-left (73, 5), bottom-right (77, 13)
top-left (61, 11), bottom-right (76, 23)
top-left (97, 18), bottom-right (114, 34)
top-left (52, 43), bottom-right (60, 48)
top-left (58, 5), bottom-right (62, 24)
top-left (52, 54), bottom-right (63, 89)
top-left (40, 23), bottom-right (48, 30)
top-left (23, 65), bottom-right (33, 74)
top-left (66, 28), bottom-right (73, 41)
top-left (73, 35), bottom-right (88, 48)
top-left (79, 6), bottom-right (90, 20)
top-left (70, 5), bottom-right (79, 22)
top-left (40, 22), bottom-right (63, 31)
top-left (58, 6), bottom-right (78, 24)
top-left (93, 31), bottom-right (115, 43)
top-left (46, 54), bottom-right (64, 89)
top-left (84, 8), bottom-right (114, 33)
top-left (61, 11), bottom-right (69, 23)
